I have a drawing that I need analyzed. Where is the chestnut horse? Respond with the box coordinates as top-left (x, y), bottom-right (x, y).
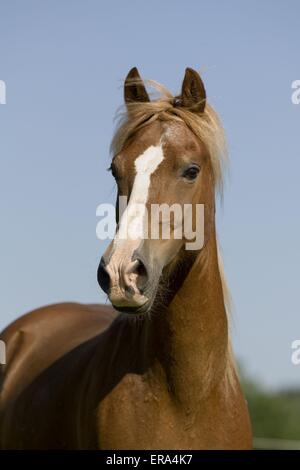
top-left (0, 68), bottom-right (252, 449)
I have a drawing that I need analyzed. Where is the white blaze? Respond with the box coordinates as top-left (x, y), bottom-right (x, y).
top-left (116, 144), bottom-right (164, 242)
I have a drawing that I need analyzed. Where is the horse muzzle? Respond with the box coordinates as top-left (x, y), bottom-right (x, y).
top-left (97, 252), bottom-right (154, 314)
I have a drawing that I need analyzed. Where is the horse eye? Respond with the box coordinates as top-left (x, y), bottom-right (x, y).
top-left (182, 165), bottom-right (200, 181)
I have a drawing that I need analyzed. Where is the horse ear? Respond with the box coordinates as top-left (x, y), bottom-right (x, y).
top-left (124, 67), bottom-right (150, 104)
top-left (180, 67), bottom-right (206, 112)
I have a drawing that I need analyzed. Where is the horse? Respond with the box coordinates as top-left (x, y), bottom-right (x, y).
top-left (0, 67), bottom-right (252, 449)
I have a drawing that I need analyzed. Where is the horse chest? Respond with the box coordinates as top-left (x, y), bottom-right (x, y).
top-left (96, 373), bottom-right (200, 450)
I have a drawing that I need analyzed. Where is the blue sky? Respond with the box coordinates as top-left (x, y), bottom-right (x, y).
top-left (0, 0), bottom-right (299, 389)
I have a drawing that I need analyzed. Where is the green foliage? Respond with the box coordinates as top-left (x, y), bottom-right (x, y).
top-left (240, 368), bottom-right (300, 440)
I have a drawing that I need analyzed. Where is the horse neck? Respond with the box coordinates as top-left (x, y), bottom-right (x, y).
top-left (148, 230), bottom-right (231, 408)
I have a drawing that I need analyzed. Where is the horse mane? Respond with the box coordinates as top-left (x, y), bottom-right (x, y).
top-left (217, 243), bottom-right (239, 393)
top-left (111, 79), bottom-right (228, 196)
top-left (111, 78), bottom-right (238, 393)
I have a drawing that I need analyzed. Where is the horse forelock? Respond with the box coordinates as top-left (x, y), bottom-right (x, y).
top-left (111, 78), bottom-right (228, 197)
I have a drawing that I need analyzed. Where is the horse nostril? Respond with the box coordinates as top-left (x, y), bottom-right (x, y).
top-left (135, 259), bottom-right (148, 293)
top-left (97, 257), bottom-right (110, 294)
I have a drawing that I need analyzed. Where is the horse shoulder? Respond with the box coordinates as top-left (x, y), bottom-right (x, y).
top-left (0, 302), bottom-right (116, 406)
